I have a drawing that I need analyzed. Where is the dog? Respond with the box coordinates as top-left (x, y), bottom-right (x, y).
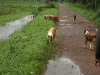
top-left (44, 15), bottom-right (53, 19)
top-left (47, 27), bottom-right (57, 44)
top-left (73, 15), bottom-right (76, 24)
top-left (49, 16), bottom-right (59, 22)
top-left (84, 28), bottom-right (96, 50)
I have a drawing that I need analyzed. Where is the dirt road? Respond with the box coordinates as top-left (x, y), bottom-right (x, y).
top-left (56, 4), bottom-right (100, 75)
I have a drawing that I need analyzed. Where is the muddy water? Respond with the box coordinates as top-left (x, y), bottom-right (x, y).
top-left (0, 15), bottom-right (33, 40)
top-left (44, 56), bottom-right (84, 75)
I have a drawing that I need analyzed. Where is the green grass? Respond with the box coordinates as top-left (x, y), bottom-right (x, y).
top-left (0, 1), bottom-right (46, 26)
top-left (64, 2), bottom-right (100, 26)
top-left (0, 7), bottom-right (58, 75)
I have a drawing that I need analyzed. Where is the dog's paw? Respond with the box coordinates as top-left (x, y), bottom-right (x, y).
top-left (93, 47), bottom-right (95, 49)
top-left (90, 48), bottom-right (92, 50)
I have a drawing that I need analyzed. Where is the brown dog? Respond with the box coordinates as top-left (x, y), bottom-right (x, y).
top-left (73, 15), bottom-right (76, 24)
top-left (47, 27), bottom-right (57, 43)
top-left (84, 28), bottom-right (96, 50)
top-left (49, 16), bottom-right (59, 22)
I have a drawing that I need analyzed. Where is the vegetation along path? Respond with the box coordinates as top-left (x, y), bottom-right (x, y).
top-left (56, 4), bottom-right (100, 75)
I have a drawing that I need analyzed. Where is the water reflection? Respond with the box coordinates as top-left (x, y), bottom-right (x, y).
top-left (0, 15), bottom-right (33, 40)
top-left (44, 57), bottom-right (84, 75)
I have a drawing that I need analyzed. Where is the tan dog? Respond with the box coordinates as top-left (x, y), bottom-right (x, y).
top-left (44, 15), bottom-right (53, 19)
top-left (47, 27), bottom-right (57, 43)
top-left (84, 28), bottom-right (96, 50)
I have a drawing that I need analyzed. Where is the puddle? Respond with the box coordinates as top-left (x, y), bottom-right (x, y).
top-left (67, 25), bottom-right (74, 28)
top-left (59, 23), bottom-right (72, 26)
top-left (62, 16), bottom-right (68, 17)
top-left (66, 24), bottom-right (71, 25)
top-left (44, 57), bottom-right (84, 75)
top-left (59, 20), bottom-right (68, 22)
top-left (59, 24), bottom-right (65, 25)
top-left (0, 15), bottom-right (33, 40)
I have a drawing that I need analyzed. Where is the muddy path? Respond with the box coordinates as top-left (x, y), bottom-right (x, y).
top-left (55, 4), bottom-right (100, 75)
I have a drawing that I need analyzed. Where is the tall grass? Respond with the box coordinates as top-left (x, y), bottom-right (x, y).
top-left (0, 7), bottom-right (58, 75)
top-left (64, 2), bottom-right (100, 26)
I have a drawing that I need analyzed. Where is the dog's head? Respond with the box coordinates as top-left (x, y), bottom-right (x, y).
top-left (84, 28), bottom-right (89, 34)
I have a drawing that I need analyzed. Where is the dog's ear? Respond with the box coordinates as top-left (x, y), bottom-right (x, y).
top-left (85, 28), bottom-right (89, 31)
top-left (87, 28), bottom-right (89, 31)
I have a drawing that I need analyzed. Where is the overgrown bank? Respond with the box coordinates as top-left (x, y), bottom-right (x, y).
top-left (0, 5), bottom-right (58, 75)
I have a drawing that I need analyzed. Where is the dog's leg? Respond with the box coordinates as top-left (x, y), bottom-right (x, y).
top-left (84, 44), bottom-right (86, 48)
top-left (93, 42), bottom-right (95, 49)
top-left (84, 40), bottom-right (87, 48)
top-left (95, 58), bottom-right (99, 66)
top-left (93, 38), bottom-right (96, 49)
top-left (95, 58), bottom-right (98, 66)
top-left (95, 58), bottom-right (100, 66)
top-left (90, 42), bottom-right (92, 50)
top-left (74, 19), bottom-right (76, 24)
